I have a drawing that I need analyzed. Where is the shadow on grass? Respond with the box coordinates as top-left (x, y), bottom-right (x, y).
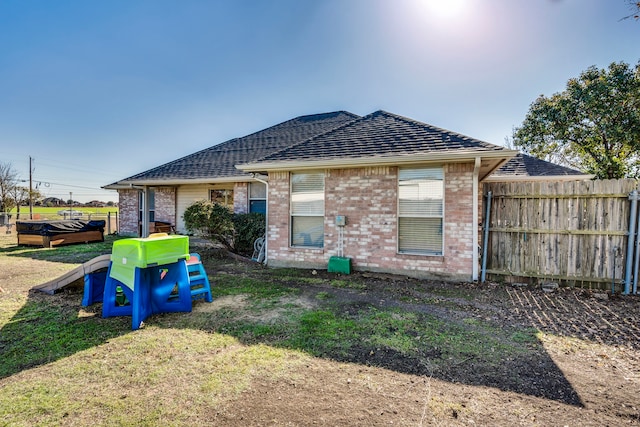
top-left (178, 299), bottom-right (584, 407)
top-left (0, 235), bottom-right (118, 265)
top-left (10, 253), bottom-right (630, 409)
top-left (0, 285), bottom-right (129, 379)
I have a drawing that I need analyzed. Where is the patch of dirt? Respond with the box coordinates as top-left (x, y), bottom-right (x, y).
top-left (192, 294), bottom-right (249, 313)
top-left (201, 255), bottom-right (640, 426)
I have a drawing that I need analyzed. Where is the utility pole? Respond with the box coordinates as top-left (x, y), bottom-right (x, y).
top-left (29, 156), bottom-right (33, 220)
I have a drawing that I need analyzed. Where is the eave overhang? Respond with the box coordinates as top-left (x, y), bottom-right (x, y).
top-left (236, 149), bottom-right (519, 179)
top-left (102, 175), bottom-right (255, 190)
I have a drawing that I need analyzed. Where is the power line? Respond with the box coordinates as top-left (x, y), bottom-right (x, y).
top-left (20, 179), bottom-right (107, 191)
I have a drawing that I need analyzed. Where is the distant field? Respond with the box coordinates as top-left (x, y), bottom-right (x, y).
top-left (6, 206), bottom-right (118, 221)
top-left (8, 206), bottom-right (117, 215)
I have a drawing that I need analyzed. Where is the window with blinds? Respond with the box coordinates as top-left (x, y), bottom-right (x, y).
top-left (398, 167), bottom-right (444, 255)
top-left (290, 172), bottom-right (324, 247)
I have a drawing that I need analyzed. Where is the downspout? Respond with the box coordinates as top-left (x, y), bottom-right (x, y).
top-left (472, 157), bottom-right (481, 281)
top-left (481, 190), bottom-right (492, 283)
top-left (251, 174), bottom-right (269, 264)
top-left (633, 188), bottom-right (640, 294)
top-left (624, 190), bottom-right (638, 294)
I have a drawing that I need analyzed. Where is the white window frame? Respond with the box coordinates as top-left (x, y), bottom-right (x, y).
top-left (248, 182), bottom-right (267, 214)
top-left (290, 171), bottom-right (324, 248)
top-left (397, 166), bottom-right (444, 256)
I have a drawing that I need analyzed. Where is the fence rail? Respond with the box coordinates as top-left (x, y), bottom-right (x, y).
top-left (1, 210), bottom-right (119, 235)
top-left (483, 179), bottom-right (638, 291)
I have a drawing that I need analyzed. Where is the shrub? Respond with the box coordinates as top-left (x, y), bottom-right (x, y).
top-left (183, 200), bottom-right (265, 256)
top-left (233, 212), bottom-right (266, 255)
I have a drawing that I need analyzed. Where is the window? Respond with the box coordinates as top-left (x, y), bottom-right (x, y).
top-left (249, 182), bottom-right (267, 214)
top-left (290, 172), bottom-right (324, 247)
top-left (139, 189), bottom-right (155, 223)
top-left (210, 189), bottom-right (234, 209)
top-left (398, 167), bottom-right (444, 255)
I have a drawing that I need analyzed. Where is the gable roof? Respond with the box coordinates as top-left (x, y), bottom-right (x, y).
top-left (237, 110), bottom-right (517, 179)
top-left (104, 111), bottom-right (359, 187)
top-left (485, 153), bottom-right (593, 182)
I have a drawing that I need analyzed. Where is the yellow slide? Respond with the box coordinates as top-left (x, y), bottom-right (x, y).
top-left (33, 254), bottom-right (111, 295)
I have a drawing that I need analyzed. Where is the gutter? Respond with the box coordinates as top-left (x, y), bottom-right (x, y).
top-left (236, 150), bottom-right (519, 172)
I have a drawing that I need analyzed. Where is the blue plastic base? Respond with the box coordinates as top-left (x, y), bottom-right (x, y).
top-left (82, 271), bottom-right (107, 306)
top-left (101, 260), bottom-right (192, 330)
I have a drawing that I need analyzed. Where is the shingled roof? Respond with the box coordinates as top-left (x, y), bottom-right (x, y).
top-left (238, 110), bottom-right (517, 179)
top-left (251, 110), bottom-right (507, 162)
top-left (487, 153), bottom-right (592, 181)
top-left (106, 109), bottom-right (586, 188)
top-left (105, 111), bottom-right (359, 186)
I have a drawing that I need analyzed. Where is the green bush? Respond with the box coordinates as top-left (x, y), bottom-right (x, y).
top-left (233, 212), bottom-right (266, 255)
top-left (183, 200), bottom-right (265, 256)
top-left (183, 200), bottom-right (213, 236)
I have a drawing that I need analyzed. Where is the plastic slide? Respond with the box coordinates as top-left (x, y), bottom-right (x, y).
top-left (32, 254), bottom-right (112, 295)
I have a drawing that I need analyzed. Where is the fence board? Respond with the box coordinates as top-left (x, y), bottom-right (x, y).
top-left (483, 179), bottom-right (637, 289)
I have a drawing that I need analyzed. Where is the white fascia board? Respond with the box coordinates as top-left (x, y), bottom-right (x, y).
top-left (236, 150), bottom-right (520, 172)
top-left (103, 176), bottom-right (255, 188)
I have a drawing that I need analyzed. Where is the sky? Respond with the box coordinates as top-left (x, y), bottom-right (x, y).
top-left (1, 0), bottom-right (638, 203)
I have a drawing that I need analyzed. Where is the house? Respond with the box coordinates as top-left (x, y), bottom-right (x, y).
top-left (105, 110), bottom-right (586, 281)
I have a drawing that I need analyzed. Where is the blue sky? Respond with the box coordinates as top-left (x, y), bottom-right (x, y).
top-left (1, 0), bottom-right (638, 203)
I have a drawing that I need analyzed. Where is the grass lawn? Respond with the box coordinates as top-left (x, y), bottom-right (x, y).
top-left (0, 233), bottom-right (638, 426)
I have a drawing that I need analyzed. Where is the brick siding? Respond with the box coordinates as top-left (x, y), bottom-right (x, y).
top-left (234, 182), bottom-right (249, 214)
top-left (266, 163), bottom-right (476, 281)
top-left (118, 189), bottom-right (139, 236)
top-left (118, 187), bottom-right (176, 236)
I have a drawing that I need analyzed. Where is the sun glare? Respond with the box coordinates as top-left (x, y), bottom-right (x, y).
top-left (421, 0), bottom-right (469, 21)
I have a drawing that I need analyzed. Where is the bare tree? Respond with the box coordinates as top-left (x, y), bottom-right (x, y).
top-left (8, 186), bottom-right (42, 220)
top-left (0, 162), bottom-right (19, 214)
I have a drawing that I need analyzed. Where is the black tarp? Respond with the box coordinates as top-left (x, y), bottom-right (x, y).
top-left (16, 220), bottom-right (105, 236)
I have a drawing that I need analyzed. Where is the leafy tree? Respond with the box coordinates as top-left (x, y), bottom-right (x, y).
top-left (622, 1), bottom-right (640, 20)
top-left (513, 61), bottom-right (640, 179)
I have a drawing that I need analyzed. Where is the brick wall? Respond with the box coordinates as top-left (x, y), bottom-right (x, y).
top-left (154, 187), bottom-right (176, 225)
top-left (234, 182), bottom-right (249, 214)
top-left (266, 163), bottom-right (476, 281)
top-left (118, 187), bottom-right (177, 236)
top-left (118, 189), bottom-right (139, 236)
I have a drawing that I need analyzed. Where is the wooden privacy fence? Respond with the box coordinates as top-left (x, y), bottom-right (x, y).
top-left (482, 179), bottom-right (638, 290)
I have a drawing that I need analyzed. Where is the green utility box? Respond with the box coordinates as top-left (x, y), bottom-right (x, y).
top-left (328, 256), bottom-right (351, 274)
top-left (109, 235), bottom-right (190, 290)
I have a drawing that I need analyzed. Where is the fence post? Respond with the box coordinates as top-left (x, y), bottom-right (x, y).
top-left (624, 191), bottom-right (637, 294)
top-left (481, 191), bottom-right (492, 283)
top-left (107, 212), bottom-right (111, 235)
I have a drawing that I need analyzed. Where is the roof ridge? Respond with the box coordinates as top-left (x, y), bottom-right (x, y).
top-left (244, 112), bottom-right (364, 163)
top-left (225, 110), bottom-right (359, 143)
top-left (370, 110), bottom-right (501, 148)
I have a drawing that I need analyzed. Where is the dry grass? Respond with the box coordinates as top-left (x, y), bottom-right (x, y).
top-left (1, 232), bottom-right (639, 426)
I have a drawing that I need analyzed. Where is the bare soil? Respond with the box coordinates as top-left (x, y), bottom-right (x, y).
top-left (203, 253), bottom-right (640, 426)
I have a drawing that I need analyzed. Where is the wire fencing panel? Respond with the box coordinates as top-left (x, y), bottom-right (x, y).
top-left (483, 179), bottom-right (638, 289)
top-left (0, 210), bottom-right (119, 235)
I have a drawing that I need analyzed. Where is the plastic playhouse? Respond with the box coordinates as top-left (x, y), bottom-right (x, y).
top-left (82, 234), bottom-right (212, 330)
